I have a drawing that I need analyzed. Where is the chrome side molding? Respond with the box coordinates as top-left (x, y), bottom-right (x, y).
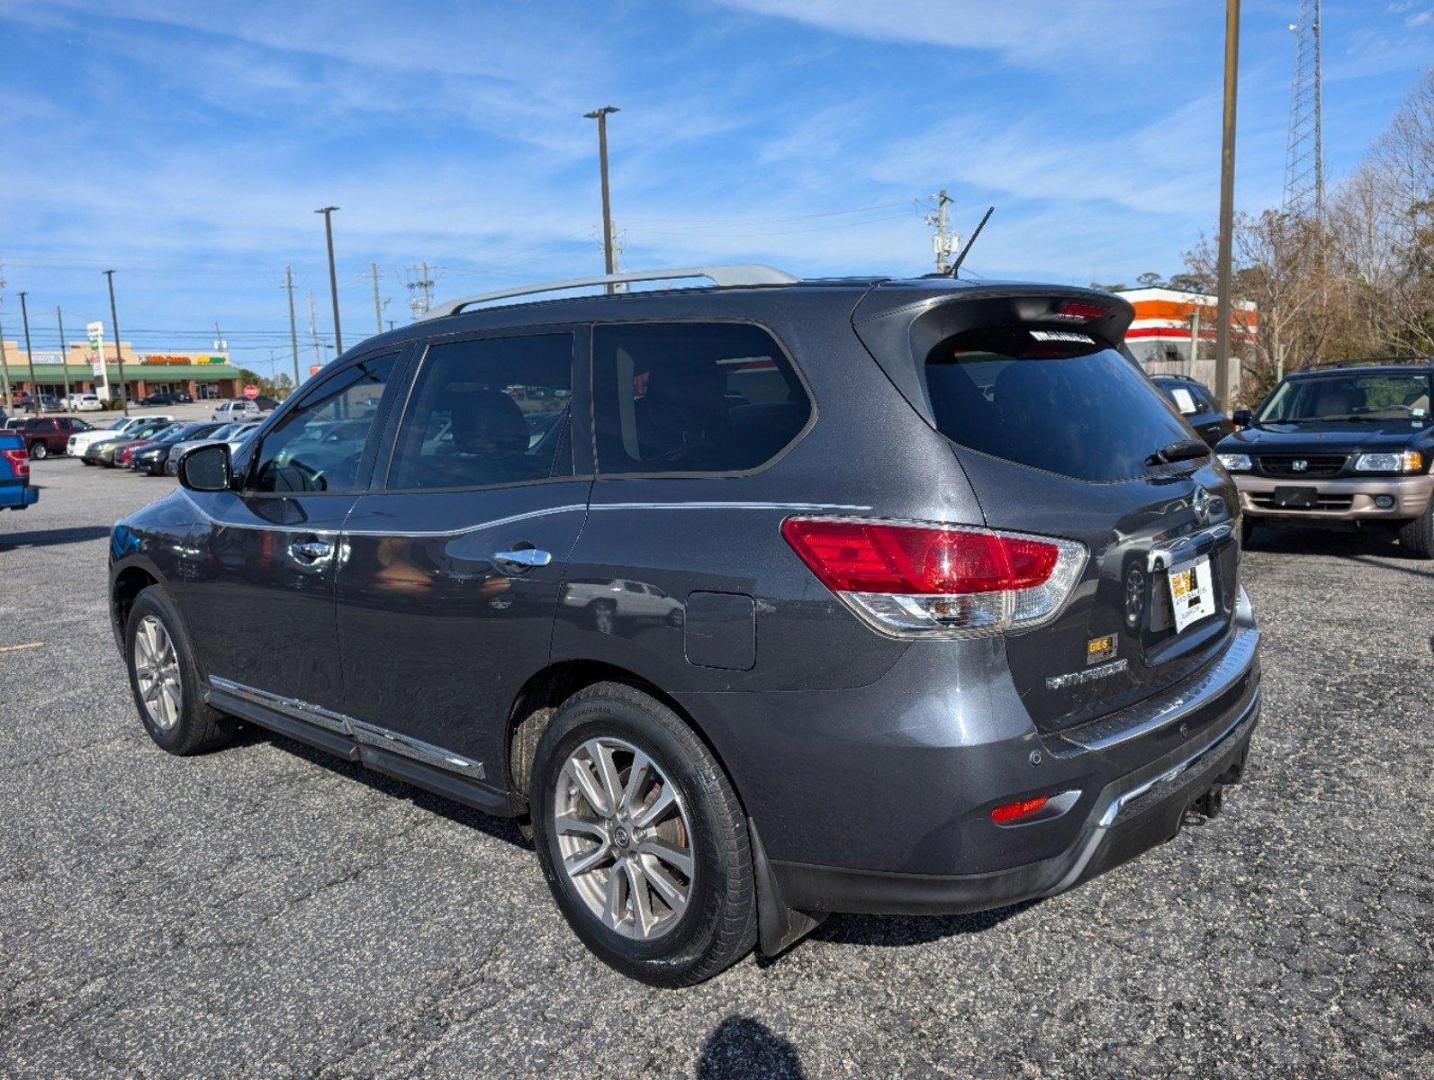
top-left (206, 676), bottom-right (485, 780)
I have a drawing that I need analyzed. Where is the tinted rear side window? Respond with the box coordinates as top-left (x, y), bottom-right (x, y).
top-left (593, 322), bottom-right (811, 475)
top-left (387, 334), bottom-right (573, 490)
top-left (925, 327), bottom-right (1189, 482)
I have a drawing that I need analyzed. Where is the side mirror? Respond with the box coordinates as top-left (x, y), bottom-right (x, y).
top-left (1231, 408), bottom-right (1253, 428)
top-left (177, 443), bottom-right (232, 492)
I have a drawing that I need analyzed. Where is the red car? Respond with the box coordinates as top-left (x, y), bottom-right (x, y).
top-left (20, 416), bottom-right (95, 460)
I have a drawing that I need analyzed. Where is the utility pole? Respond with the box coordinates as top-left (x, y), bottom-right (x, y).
top-left (406, 262), bottom-right (435, 318)
top-left (18, 292), bottom-right (35, 413)
top-left (103, 270), bottom-right (130, 416)
top-left (584, 106), bottom-right (619, 292)
top-left (1213, 0), bottom-right (1241, 413)
top-left (284, 265), bottom-right (301, 387)
top-left (371, 262), bottom-right (384, 334)
top-left (307, 291), bottom-right (322, 365)
top-left (315, 205), bottom-right (343, 354)
top-left (0, 320), bottom-right (13, 414)
top-left (56, 307), bottom-right (74, 412)
top-left (926, 190), bottom-right (957, 274)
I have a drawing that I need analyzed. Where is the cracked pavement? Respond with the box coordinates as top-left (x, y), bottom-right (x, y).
top-left (2, 459), bottom-right (1431, 1077)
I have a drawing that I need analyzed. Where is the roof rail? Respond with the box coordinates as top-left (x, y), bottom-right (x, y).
top-left (422, 264), bottom-right (800, 320)
top-left (1305, 355), bottom-right (1434, 370)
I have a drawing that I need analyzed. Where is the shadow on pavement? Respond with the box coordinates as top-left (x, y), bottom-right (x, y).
top-left (812, 899), bottom-right (1036, 949)
top-left (0, 525), bottom-right (113, 549)
top-left (234, 725), bottom-right (530, 850)
top-left (697, 1017), bottom-right (806, 1079)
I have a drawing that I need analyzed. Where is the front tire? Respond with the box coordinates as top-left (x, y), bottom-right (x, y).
top-left (29, 442), bottom-right (47, 460)
top-left (1397, 502), bottom-right (1434, 559)
top-left (1241, 517), bottom-right (1258, 548)
top-left (124, 587), bottom-right (237, 755)
top-left (530, 682), bottom-right (756, 986)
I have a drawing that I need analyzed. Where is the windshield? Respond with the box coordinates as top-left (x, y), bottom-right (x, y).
top-left (1258, 372), bottom-right (1432, 424)
top-left (923, 327), bottom-right (1191, 482)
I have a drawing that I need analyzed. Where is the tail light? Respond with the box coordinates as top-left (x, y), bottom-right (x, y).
top-left (781, 517), bottom-right (1085, 638)
top-left (2, 448), bottom-right (29, 479)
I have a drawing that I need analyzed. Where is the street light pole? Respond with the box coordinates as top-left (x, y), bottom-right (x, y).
top-left (584, 106), bottom-right (620, 293)
top-left (103, 270), bottom-right (130, 416)
top-left (1214, 0), bottom-right (1241, 412)
top-left (316, 206), bottom-right (343, 354)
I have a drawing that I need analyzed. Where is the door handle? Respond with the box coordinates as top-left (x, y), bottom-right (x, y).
top-left (493, 548), bottom-right (552, 571)
top-left (289, 539), bottom-right (333, 562)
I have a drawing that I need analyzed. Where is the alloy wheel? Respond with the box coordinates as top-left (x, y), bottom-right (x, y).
top-left (133, 615), bottom-right (182, 731)
top-left (552, 736), bottom-right (695, 941)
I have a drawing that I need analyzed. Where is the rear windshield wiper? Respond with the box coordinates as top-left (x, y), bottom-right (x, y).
top-left (1146, 438), bottom-right (1210, 466)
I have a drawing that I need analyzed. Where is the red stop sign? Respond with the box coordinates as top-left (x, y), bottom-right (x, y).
top-left (243, 384), bottom-right (259, 400)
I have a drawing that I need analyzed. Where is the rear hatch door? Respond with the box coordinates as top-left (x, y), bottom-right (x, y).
top-left (853, 285), bottom-right (1240, 732)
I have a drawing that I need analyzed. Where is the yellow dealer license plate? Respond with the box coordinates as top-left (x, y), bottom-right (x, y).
top-left (1167, 556), bottom-right (1216, 634)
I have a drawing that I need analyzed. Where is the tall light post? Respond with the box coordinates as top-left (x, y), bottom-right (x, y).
top-left (584, 106), bottom-right (619, 292)
top-left (315, 206), bottom-right (343, 355)
top-left (103, 270), bottom-right (130, 416)
top-left (1214, 0), bottom-right (1241, 411)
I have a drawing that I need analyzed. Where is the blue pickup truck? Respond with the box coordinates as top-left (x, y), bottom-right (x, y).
top-left (1, 430), bottom-right (39, 511)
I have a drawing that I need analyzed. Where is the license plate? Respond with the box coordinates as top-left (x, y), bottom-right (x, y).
top-left (1167, 555), bottom-right (1215, 633)
top-left (1272, 486), bottom-right (1317, 509)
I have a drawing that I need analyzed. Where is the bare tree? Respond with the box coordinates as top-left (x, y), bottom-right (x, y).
top-left (1185, 211), bottom-right (1334, 403)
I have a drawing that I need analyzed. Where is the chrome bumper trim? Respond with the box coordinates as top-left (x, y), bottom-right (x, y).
top-left (1099, 688), bottom-right (1261, 828)
top-left (1059, 625), bottom-right (1259, 753)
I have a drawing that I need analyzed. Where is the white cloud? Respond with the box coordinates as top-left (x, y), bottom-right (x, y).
top-left (712, 0), bottom-right (1182, 64)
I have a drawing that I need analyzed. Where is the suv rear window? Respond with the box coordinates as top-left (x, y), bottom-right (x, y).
top-left (593, 322), bottom-right (811, 475)
top-left (924, 327), bottom-right (1190, 482)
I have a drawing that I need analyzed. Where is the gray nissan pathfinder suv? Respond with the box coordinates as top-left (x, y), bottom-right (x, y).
top-left (108, 266), bottom-right (1261, 985)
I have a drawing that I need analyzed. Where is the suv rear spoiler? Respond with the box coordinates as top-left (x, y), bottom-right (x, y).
top-left (850, 283), bottom-right (1135, 432)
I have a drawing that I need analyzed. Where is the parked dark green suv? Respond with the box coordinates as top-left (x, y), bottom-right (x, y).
top-left (1216, 360), bottom-right (1434, 557)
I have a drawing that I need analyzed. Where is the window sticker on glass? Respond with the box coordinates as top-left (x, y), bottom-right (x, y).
top-left (1170, 387), bottom-right (1199, 415)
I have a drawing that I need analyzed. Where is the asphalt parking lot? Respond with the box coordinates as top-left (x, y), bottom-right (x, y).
top-left (2, 459), bottom-right (1431, 1078)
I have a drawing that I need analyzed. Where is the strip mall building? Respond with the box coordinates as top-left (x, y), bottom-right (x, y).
top-left (0, 341), bottom-right (243, 401)
top-left (1116, 288), bottom-right (1259, 390)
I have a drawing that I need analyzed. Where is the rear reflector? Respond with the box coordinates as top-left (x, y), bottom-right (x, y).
top-left (991, 796), bottom-right (1050, 824)
top-left (781, 517), bottom-right (1085, 638)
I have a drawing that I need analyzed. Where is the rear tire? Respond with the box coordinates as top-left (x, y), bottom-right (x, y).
top-left (530, 682), bottom-right (756, 986)
top-left (124, 587), bottom-right (238, 755)
top-left (29, 442), bottom-right (47, 460)
top-left (1397, 503), bottom-right (1434, 559)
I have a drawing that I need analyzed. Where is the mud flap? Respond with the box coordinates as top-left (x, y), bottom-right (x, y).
top-left (748, 819), bottom-right (827, 957)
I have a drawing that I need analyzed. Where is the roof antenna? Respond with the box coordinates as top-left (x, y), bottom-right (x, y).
top-left (949, 206), bottom-right (994, 278)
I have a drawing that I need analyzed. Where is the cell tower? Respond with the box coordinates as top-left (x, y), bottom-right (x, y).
top-left (1282, 0), bottom-right (1324, 218)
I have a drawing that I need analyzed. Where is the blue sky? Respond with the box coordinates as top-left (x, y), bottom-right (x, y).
top-left (2, 0), bottom-right (1432, 376)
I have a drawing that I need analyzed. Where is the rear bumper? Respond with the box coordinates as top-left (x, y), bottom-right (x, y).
top-left (1236, 472), bottom-right (1434, 522)
top-left (1, 486), bottom-right (39, 510)
top-left (680, 607), bottom-right (1261, 918)
top-left (772, 690), bottom-right (1258, 915)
